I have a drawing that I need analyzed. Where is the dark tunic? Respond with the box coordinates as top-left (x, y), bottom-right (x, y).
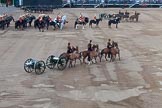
top-left (88, 43), bottom-right (92, 51)
top-left (107, 42), bottom-right (112, 49)
top-left (67, 45), bottom-right (72, 53)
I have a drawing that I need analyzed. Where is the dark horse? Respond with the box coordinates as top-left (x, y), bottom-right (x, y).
top-left (100, 41), bottom-right (120, 62)
top-left (0, 16), bottom-right (14, 30)
top-left (89, 18), bottom-right (102, 28)
top-left (74, 17), bottom-right (89, 29)
top-left (108, 17), bottom-right (121, 28)
top-left (15, 15), bottom-right (36, 30)
top-left (34, 16), bottom-right (50, 32)
top-left (80, 44), bottom-right (100, 64)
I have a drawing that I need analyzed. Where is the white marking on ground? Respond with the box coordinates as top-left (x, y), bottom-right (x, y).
top-left (32, 103), bottom-right (55, 108)
top-left (32, 84), bottom-right (55, 88)
top-left (149, 49), bottom-right (158, 52)
top-left (64, 85), bottom-right (75, 89)
top-left (158, 68), bottom-right (162, 71)
top-left (34, 98), bottom-right (51, 102)
top-left (152, 72), bottom-right (162, 76)
top-left (155, 53), bottom-right (162, 56)
top-left (0, 92), bottom-right (10, 96)
top-left (160, 88), bottom-right (162, 91)
top-left (106, 63), bottom-right (117, 81)
top-left (56, 85), bottom-right (148, 102)
top-left (159, 81), bottom-right (162, 85)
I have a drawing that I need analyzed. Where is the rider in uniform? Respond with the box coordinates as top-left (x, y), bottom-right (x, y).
top-left (67, 42), bottom-right (73, 54)
top-left (125, 10), bottom-right (129, 15)
top-left (94, 14), bottom-right (97, 22)
top-left (79, 13), bottom-right (84, 22)
top-left (107, 39), bottom-right (112, 58)
top-left (87, 40), bottom-right (92, 64)
top-left (56, 12), bottom-right (62, 23)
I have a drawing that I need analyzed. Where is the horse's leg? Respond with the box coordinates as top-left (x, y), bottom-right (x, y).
top-left (116, 24), bottom-right (118, 28)
top-left (79, 58), bottom-right (82, 64)
top-left (82, 24), bottom-right (85, 29)
top-left (95, 57), bottom-right (97, 63)
top-left (83, 57), bottom-right (86, 64)
top-left (74, 59), bottom-right (76, 67)
top-left (100, 54), bottom-right (102, 62)
top-left (105, 54), bottom-right (108, 61)
top-left (118, 52), bottom-right (120, 61)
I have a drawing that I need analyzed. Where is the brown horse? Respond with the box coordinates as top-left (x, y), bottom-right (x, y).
top-left (100, 42), bottom-right (120, 62)
top-left (100, 48), bottom-right (111, 62)
top-left (81, 44), bottom-right (100, 64)
top-left (59, 46), bottom-right (81, 67)
top-left (129, 13), bottom-right (140, 22)
top-left (68, 46), bottom-right (82, 67)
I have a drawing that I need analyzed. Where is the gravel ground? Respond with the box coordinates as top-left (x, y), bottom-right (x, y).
top-left (0, 8), bottom-right (162, 108)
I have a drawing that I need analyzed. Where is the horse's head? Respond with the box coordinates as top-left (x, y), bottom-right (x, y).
top-left (135, 13), bottom-right (140, 16)
top-left (112, 41), bottom-right (118, 48)
top-left (115, 17), bottom-right (121, 22)
top-left (84, 17), bottom-right (89, 23)
top-left (92, 44), bottom-right (99, 51)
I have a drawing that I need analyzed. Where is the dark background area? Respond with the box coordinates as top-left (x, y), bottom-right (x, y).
top-left (23, 0), bottom-right (62, 6)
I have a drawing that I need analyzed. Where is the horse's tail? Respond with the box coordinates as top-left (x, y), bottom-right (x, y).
top-left (108, 20), bottom-right (111, 26)
top-left (100, 49), bottom-right (104, 62)
top-left (74, 21), bottom-right (77, 28)
top-left (89, 21), bottom-right (91, 27)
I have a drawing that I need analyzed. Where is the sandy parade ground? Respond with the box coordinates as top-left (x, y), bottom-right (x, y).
top-left (0, 7), bottom-right (162, 108)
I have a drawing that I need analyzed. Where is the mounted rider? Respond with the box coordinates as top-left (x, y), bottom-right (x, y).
top-left (78, 13), bottom-right (84, 23)
top-left (107, 39), bottom-right (112, 58)
top-left (67, 42), bottom-right (73, 54)
top-left (125, 10), bottom-right (129, 16)
top-left (56, 12), bottom-right (62, 23)
top-left (93, 14), bottom-right (97, 22)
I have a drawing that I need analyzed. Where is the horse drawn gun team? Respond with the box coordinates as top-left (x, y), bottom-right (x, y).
top-left (24, 38), bottom-right (120, 74)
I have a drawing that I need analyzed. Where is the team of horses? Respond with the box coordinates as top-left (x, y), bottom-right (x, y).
top-left (59, 42), bottom-right (120, 68)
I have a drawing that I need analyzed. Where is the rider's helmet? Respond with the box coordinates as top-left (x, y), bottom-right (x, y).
top-left (90, 40), bottom-right (92, 43)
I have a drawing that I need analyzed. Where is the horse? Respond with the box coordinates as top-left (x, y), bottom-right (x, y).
top-left (68, 46), bottom-right (82, 67)
top-left (80, 44), bottom-right (100, 64)
top-left (4, 16), bottom-right (15, 28)
top-left (108, 17), bottom-right (121, 28)
top-left (74, 17), bottom-right (89, 29)
top-left (15, 20), bottom-right (25, 30)
top-left (89, 18), bottom-right (102, 28)
top-left (100, 41), bottom-right (120, 62)
top-left (50, 15), bottom-right (68, 30)
top-left (0, 16), bottom-right (14, 30)
top-left (129, 13), bottom-right (140, 22)
top-left (59, 46), bottom-right (78, 67)
top-left (34, 15), bottom-right (50, 32)
top-left (122, 13), bottom-right (130, 22)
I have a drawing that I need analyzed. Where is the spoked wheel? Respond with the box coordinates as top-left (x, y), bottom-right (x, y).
top-left (57, 57), bottom-right (67, 70)
top-left (24, 58), bottom-right (34, 73)
top-left (35, 60), bottom-right (46, 75)
top-left (46, 55), bottom-right (56, 69)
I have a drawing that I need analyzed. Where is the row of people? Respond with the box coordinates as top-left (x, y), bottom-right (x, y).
top-left (66, 38), bottom-right (118, 63)
top-left (67, 39), bottom-right (117, 54)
